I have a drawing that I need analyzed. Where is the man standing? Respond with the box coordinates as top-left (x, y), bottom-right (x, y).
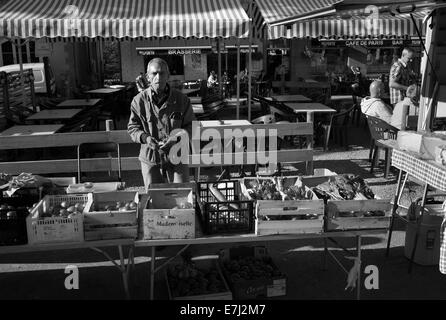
top-left (128, 58), bottom-right (196, 191)
top-left (389, 47), bottom-right (417, 107)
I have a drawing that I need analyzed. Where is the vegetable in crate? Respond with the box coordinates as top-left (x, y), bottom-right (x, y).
top-left (282, 185), bottom-right (314, 200)
top-left (313, 175), bottom-right (375, 201)
top-left (246, 180), bottom-right (281, 200)
top-left (224, 256), bottom-right (283, 282)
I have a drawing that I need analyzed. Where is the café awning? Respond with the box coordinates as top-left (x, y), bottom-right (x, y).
top-left (253, 0), bottom-right (428, 39)
top-left (0, 0), bottom-right (250, 40)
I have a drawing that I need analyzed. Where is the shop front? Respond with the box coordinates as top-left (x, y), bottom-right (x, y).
top-left (251, 0), bottom-right (427, 96)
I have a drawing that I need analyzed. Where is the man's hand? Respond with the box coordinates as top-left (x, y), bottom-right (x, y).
top-left (158, 129), bottom-right (187, 153)
top-left (142, 135), bottom-right (159, 150)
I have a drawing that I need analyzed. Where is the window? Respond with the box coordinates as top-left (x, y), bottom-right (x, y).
top-left (1, 40), bottom-right (40, 66)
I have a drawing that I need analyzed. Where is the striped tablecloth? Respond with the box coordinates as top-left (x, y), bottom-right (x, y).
top-left (392, 148), bottom-right (446, 192)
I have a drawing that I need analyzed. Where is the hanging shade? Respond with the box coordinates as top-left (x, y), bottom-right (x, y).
top-left (253, 0), bottom-right (428, 39)
top-left (0, 0), bottom-right (250, 39)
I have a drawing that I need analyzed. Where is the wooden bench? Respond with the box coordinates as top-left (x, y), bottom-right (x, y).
top-left (0, 123), bottom-right (314, 178)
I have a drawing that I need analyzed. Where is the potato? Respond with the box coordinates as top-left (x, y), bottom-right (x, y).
top-left (60, 201), bottom-right (69, 209)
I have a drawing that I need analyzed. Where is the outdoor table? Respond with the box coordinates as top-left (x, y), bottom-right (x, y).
top-left (0, 124), bottom-right (64, 136)
top-left (200, 119), bottom-right (251, 127)
top-left (224, 97), bottom-right (247, 105)
top-left (268, 94), bottom-right (312, 103)
top-left (192, 104), bottom-right (204, 114)
top-left (85, 88), bottom-right (123, 95)
top-left (181, 88), bottom-right (200, 96)
top-left (330, 95), bottom-right (354, 107)
top-left (386, 146), bottom-right (446, 273)
top-left (56, 99), bottom-right (102, 109)
top-left (134, 196), bottom-right (386, 301)
top-left (285, 102), bottom-right (337, 123)
top-left (0, 239), bottom-right (134, 299)
top-left (25, 108), bottom-right (82, 124)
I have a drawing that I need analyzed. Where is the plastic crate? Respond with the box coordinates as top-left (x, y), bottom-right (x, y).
top-left (0, 197), bottom-right (31, 245)
top-left (27, 194), bottom-right (92, 245)
top-left (197, 181), bottom-right (254, 235)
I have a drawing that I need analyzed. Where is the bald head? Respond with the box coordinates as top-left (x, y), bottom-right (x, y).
top-left (369, 80), bottom-right (385, 98)
top-left (401, 47), bottom-right (415, 64)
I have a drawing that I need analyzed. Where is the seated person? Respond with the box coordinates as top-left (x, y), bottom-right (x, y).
top-left (207, 70), bottom-right (217, 88)
top-left (390, 84), bottom-right (420, 130)
top-left (360, 80), bottom-right (393, 124)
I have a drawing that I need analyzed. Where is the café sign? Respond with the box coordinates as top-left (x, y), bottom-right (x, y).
top-left (137, 48), bottom-right (202, 56)
top-left (318, 39), bottom-right (422, 47)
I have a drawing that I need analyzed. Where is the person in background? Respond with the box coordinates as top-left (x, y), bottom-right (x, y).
top-left (207, 70), bottom-right (218, 88)
top-left (361, 80), bottom-right (393, 124)
top-left (390, 84), bottom-right (420, 130)
top-left (222, 71), bottom-right (230, 98)
top-left (389, 47), bottom-right (417, 107)
top-left (128, 58), bottom-right (196, 190)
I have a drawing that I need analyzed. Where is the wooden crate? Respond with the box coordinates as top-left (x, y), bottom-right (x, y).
top-left (255, 198), bottom-right (324, 235)
top-left (325, 200), bottom-right (392, 231)
top-left (219, 246), bottom-right (286, 299)
top-left (83, 191), bottom-right (139, 241)
top-left (142, 188), bottom-right (195, 239)
top-left (166, 258), bottom-right (232, 300)
top-left (241, 176), bottom-right (325, 235)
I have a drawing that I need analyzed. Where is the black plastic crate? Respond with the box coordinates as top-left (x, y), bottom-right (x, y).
top-left (197, 181), bottom-right (254, 235)
top-left (0, 197), bottom-right (31, 245)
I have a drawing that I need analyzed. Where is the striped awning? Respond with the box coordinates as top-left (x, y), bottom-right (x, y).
top-left (253, 0), bottom-right (427, 39)
top-left (0, 0), bottom-right (250, 39)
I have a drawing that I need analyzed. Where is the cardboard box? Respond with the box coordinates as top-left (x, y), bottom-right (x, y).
top-left (397, 131), bottom-right (423, 153)
top-left (220, 246), bottom-right (286, 299)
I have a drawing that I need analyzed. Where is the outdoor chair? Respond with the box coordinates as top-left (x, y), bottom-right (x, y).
top-left (322, 104), bottom-right (357, 151)
top-left (366, 115), bottom-right (399, 178)
top-left (77, 142), bottom-right (122, 183)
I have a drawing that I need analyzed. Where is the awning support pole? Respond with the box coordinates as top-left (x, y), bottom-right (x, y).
top-left (237, 39), bottom-right (240, 120)
top-left (217, 39), bottom-right (222, 95)
top-left (248, 0), bottom-right (253, 122)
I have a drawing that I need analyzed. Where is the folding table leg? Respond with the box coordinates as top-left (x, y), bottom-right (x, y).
top-left (322, 238), bottom-right (328, 270)
top-left (150, 246), bottom-right (156, 300)
top-left (409, 183), bottom-right (429, 273)
top-left (356, 236), bottom-right (362, 301)
top-left (386, 170), bottom-right (404, 257)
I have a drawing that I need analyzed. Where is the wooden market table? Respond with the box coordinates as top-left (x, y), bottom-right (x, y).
top-left (267, 94), bottom-right (312, 103)
top-left (0, 239), bottom-right (134, 299)
top-left (386, 147), bottom-right (446, 272)
top-left (25, 108), bottom-right (83, 124)
top-left (56, 99), bottom-right (102, 109)
top-left (135, 229), bottom-right (386, 300)
top-left (0, 124), bottom-right (64, 136)
top-left (284, 102), bottom-right (337, 123)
